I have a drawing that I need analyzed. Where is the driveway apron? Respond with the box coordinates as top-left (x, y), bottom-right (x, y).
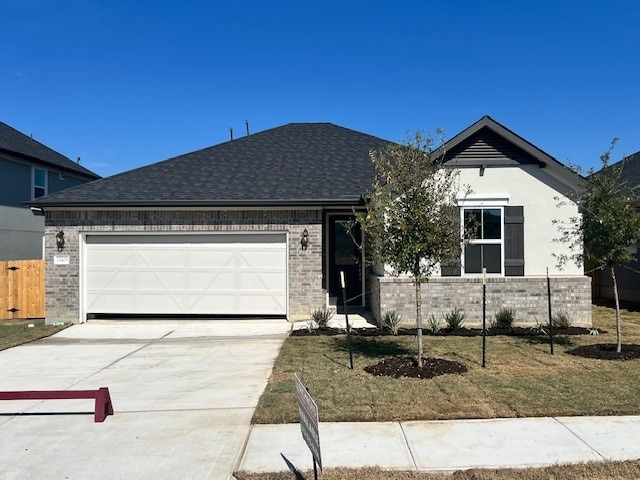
top-left (0, 320), bottom-right (289, 480)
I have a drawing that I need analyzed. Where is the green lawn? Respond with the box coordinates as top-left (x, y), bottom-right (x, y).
top-left (253, 304), bottom-right (640, 424)
top-left (0, 318), bottom-right (68, 351)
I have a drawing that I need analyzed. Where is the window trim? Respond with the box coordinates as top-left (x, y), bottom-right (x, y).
top-left (461, 206), bottom-right (505, 276)
top-left (32, 167), bottom-right (48, 199)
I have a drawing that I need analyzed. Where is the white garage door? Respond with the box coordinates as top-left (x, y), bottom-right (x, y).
top-left (84, 234), bottom-right (287, 316)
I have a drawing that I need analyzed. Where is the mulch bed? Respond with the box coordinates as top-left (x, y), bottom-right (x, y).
top-left (291, 326), bottom-right (602, 337)
top-left (567, 343), bottom-right (640, 360)
top-left (364, 356), bottom-right (468, 379)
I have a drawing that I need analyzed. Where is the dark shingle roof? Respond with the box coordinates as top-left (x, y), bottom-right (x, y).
top-left (0, 121), bottom-right (100, 179)
top-left (612, 150), bottom-right (640, 190)
top-left (30, 123), bottom-right (389, 207)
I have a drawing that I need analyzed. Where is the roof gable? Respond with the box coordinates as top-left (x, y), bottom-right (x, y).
top-left (0, 121), bottom-right (100, 179)
top-left (443, 116), bottom-right (583, 190)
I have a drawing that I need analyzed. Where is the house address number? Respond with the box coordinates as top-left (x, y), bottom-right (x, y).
top-left (54, 255), bottom-right (70, 265)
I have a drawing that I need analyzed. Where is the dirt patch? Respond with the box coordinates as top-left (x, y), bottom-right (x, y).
top-left (567, 343), bottom-right (640, 360)
top-left (364, 356), bottom-right (468, 379)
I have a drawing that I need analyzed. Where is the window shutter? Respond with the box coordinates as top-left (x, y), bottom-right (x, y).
top-left (504, 206), bottom-right (524, 276)
top-left (441, 210), bottom-right (461, 276)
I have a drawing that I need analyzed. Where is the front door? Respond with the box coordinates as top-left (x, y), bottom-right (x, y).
top-left (328, 216), bottom-right (363, 310)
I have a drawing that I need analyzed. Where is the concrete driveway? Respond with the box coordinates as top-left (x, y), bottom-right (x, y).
top-left (0, 320), bottom-right (290, 480)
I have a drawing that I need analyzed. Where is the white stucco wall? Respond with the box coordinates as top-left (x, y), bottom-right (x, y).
top-left (458, 165), bottom-right (582, 276)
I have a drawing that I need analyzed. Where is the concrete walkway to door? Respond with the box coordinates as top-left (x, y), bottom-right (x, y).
top-left (0, 319), bottom-right (290, 480)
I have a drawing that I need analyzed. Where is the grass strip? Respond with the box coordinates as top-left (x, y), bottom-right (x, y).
top-left (0, 319), bottom-right (68, 351)
top-left (235, 460), bottom-right (640, 480)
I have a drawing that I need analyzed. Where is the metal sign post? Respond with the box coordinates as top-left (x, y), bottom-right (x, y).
top-left (547, 267), bottom-right (554, 355)
top-left (482, 268), bottom-right (487, 368)
top-left (294, 374), bottom-right (322, 477)
top-left (340, 271), bottom-right (354, 369)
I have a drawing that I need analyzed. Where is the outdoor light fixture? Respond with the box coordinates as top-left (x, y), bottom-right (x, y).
top-left (56, 231), bottom-right (65, 252)
top-left (300, 228), bottom-right (309, 250)
top-left (30, 206), bottom-right (45, 216)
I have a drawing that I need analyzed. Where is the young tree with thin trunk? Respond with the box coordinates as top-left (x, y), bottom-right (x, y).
top-left (352, 130), bottom-right (467, 367)
top-left (555, 140), bottom-right (640, 353)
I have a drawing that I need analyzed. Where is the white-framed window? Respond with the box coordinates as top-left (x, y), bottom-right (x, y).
top-left (462, 207), bottom-right (504, 274)
top-left (32, 167), bottom-right (47, 198)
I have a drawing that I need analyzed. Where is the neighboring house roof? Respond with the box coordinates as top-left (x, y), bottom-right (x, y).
top-left (29, 123), bottom-right (390, 207)
top-left (0, 121), bottom-right (100, 180)
top-left (442, 115), bottom-right (584, 190)
top-left (610, 150), bottom-right (640, 190)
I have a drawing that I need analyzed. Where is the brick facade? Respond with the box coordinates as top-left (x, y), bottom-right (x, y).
top-left (371, 275), bottom-right (592, 327)
top-left (43, 208), bottom-right (592, 327)
top-left (44, 209), bottom-right (324, 323)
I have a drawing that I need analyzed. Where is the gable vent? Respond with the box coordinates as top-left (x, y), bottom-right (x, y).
top-left (445, 128), bottom-right (540, 167)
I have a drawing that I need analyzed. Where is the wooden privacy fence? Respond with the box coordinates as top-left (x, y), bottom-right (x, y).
top-left (0, 260), bottom-right (45, 320)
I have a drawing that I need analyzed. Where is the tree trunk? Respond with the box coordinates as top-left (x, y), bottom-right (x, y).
top-left (611, 265), bottom-right (622, 353)
top-left (415, 279), bottom-right (423, 368)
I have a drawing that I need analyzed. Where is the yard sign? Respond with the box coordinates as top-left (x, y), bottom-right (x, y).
top-left (294, 373), bottom-right (322, 471)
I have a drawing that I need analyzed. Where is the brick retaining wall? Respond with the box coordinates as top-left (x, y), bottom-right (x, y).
top-left (370, 275), bottom-right (592, 327)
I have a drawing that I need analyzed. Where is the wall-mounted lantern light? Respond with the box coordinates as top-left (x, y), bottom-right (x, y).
top-left (300, 228), bottom-right (309, 250)
top-left (56, 231), bottom-right (65, 252)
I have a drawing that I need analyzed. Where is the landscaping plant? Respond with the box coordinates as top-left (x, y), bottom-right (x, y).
top-left (426, 314), bottom-right (442, 334)
top-left (493, 307), bottom-right (516, 329)
top-left (350, 130), bottom-right (471, 367)
top-left (443, 308), bottom-right (466, 330)
top-left (381, 310), bottom-right (401, 335)
top-left (554, 140), bottom-right (640, 353)
top-left (309, 307), bottom-right (335, 328)
top-left (551, 311), bottom-right (572, 329)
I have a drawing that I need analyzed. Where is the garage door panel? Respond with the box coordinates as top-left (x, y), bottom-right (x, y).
top-left (241, 294), bottom-right (286, 314)
top-left (137, 271), bottom-right (186, 291)
top-left (87, 293), bottom-right (135, 312)
top-left (189, 249), bottom-right (237, 266)
top-left (88, 248), bottom-right (135, 267)
top-left (188, 271), bottom-right (236, 290)
top-left (239, 272), bottom-right (287, 290)
top-left (138, 249), bottom-right (186, 267)
top-left (187, 294), bottom-right (236, 313)
top-left (135, 294), bottom-right (183, 312)
top-left (87, 271), bottom-right (135, 290)
top-left (240, 250), bottom-right (286, 268)
top-left (85, 234), bottom-right (287, 316)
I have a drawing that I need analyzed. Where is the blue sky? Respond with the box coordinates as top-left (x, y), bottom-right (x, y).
top-left (2, 0), bottom-right (639, 177)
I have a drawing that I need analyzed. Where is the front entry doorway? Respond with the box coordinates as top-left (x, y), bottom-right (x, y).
top-left (327, 215), bottom-right (364, 311)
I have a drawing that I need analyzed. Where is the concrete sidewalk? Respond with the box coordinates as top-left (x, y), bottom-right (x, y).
top-left (239, 416), bottom-right (640, 474)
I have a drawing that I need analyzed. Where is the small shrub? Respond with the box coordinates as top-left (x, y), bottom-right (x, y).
top-left (305, 320), bottom-right (317, 332)
top-left (382, 310), bottom-right (401, 335)
top-left (443, 308), bottom-right (466, 330)
top-left (528, 318), bottom-right (548, 335)
top-left (551, 311), bottom-right (572, 329)
top-left (493, 307), bottom-right (516, 329)
top-left (309, 307), bottom-right (335, 328)
top-left (427, 314), bottom-right (442, 334)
